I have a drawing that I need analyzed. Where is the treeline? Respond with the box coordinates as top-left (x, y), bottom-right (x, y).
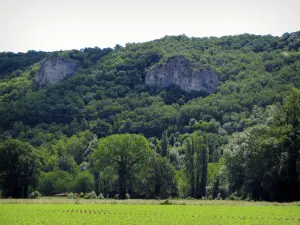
top-left (0, 89), bottom-right (299, 200)
top-left (0, 51), bottom-right (47, 78)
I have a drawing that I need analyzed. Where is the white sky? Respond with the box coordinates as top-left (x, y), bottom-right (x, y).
top-left (0, 0), bottom-right (299, 52)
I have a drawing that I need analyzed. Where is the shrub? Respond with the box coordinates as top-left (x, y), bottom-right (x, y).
top-left (83, 194), bottom-right (89, 199)
top-left (125, 193), bottom-right (130, 199)
top-left (114, 194), bottom-right (119, 199)
top-left (228, 192), bottom-right (241, 201)
top-left (98, 193), bottom-right (104, 199)
top-left (245, 195), bottom-right (252, 201)
top-left (67, 192), bottom-right (75, 199)
top-left (186, 196), bottom-right (195, 200)
top-left (207, 195), bottom-right (213, 200)
top-left (87, 191), bottom-right (97, 199)
top-left (215, 193), bottom-right (222, 200)
top-left (80, 192), bottom-right (85, 198)
top-left (29, 191), bottom-right (41, 199)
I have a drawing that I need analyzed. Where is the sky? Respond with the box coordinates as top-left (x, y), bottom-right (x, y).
top-left (0, 0), bottom-right (300, 52)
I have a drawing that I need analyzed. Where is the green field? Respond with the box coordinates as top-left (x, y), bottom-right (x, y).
top-left (0, 203), bottom-right (299, 225)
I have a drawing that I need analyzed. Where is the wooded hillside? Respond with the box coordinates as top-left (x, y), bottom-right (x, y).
top-left (0, 32), bottom-right (299, 201)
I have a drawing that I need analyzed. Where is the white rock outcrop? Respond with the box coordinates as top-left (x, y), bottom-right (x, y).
top-left (36, 57), bottom-right (78, 87)
top-left (145, 56), bottom-right (219, 93)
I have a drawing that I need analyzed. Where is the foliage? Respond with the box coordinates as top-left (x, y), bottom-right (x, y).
top-left (1, 32), bottom-right (300, 201)
top-left (143, 155), bottom-right (178, 198)
top-left (39, 171), bottom-right (74, 195)
top-left (29, 191), bottom-right (41, 199)
top-left (67, 192), bottom-right (76, 199)
top-left (87, 191), bottom-right (97, 199)
top-left (0, 51), bottom-right (47, 78)
top-left (92, 133), bottom-right (152, 199)
top-left (0, 139), bottom-right (43, 198)
top-left (98, 193), bottom-right (104, 199)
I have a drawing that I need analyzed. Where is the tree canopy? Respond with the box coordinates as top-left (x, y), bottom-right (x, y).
top-left (0, 139), bottom-right (43, 198)
top-left (0, 32), bottom-right (300, 200)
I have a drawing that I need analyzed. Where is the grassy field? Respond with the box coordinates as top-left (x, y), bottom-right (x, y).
top-left (0, 199), bottom-right (299, 225)
top-left (1, 197), bottom-right (300, 206)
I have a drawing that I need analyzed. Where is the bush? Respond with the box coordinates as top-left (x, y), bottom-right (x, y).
top-left (87, 191), bottom-right (97, 199)
top-left (98, 193), bottom-right (104, 199)
top-left (245, 195), bottom-right (252, 201)
top-left (29, 191), bottom-right (41, 199)
top-left (160, 199), bottom-right (172, 205)
top-left (207, 195), bottom-right (213, 200)
top-left (67, 192), bottom-right (75, 199)
top-left (215, 193), bottom-right (222, 200)
top-left (80, 192), bottom-right (85, 198)
top-left (83, 194), bottom-right (89, 199)
top-left (186, 196), bottom-right (195, 200)
top-left (125, 193), bottom-right (130, 199)
top-left (114, 194), bottom-right (119, 199)
top-left (228, 192), bottom-right (241, 201)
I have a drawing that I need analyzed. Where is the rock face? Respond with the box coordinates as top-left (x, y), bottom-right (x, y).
top-left (145, 56), bottom-right (219, 93)
top-left (36, 57), bottom-right (78, 87)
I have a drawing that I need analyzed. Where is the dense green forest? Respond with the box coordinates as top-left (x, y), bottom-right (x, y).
top-left (0, 32), bottom-right (299, 201)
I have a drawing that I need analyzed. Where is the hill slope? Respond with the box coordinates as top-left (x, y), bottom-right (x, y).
top-left (0, 32), bottom-right (300, 200)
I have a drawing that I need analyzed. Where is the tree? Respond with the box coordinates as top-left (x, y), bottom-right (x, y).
top-left (195, 138), bottom-right (202, 198)
top-left (90, 119), bottom-right (112, 138)
top-left (195, 136), bottom-right (208, 198)
top-left (224, 124), bottom-right (292, 201)
top-left (160, 130), bottom-right (169, 157)
top-left (92, 134), bottom-right (152, 199)
top-left (283, 88), bottom-right (300, 200)
top-left (0, 139), bottom-right (43, 198)
top-left (200, 136), bottom-right (209, 197)
top-left (57, 155), bottom-right (78, 174)
top-left (39, 171), bottom-right (73, 195)
top-left (184, 133), bottom-right (208, 198)
top-left (145, 155), bottom-right (177, 198)
top-left (185, 137), bottom-right (195, 197)
top-left (73, 171), bottom-right (94, 193)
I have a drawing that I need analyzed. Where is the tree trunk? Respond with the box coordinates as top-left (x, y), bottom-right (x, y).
top-left (195, 168), bottom-right (201, 198)
top-left (12, 187), bottom-right (22, 198)
top-left (118, 162), bottom-right (127, 199)
top-left (160, 131), bottom-right (168, 157)
top-left (200, 147), bottom-right (208, 197)
top-left (190, 159), bottom-right (195, 198)
top-left (286, 131), bottom-right (299, 201)
top-left (195, 148), bottom-right (201, 198)
top-left (23, 184), bottom-right (29, 198)
top-left (94, 172), bottom-right (100, 196)
top-left (186, 138), bottom-right (195, 198)
top-left (155, 184), bottom-right (161, 198)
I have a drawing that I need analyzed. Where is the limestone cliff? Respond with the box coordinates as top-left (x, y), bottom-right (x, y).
top-left (36, 57), bottom-right (78, 87)
top-left (145, 56), bottom-right (219, 93)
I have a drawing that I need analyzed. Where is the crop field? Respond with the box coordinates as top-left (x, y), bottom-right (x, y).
top-left (0, 204), bottom-right (300, 225)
